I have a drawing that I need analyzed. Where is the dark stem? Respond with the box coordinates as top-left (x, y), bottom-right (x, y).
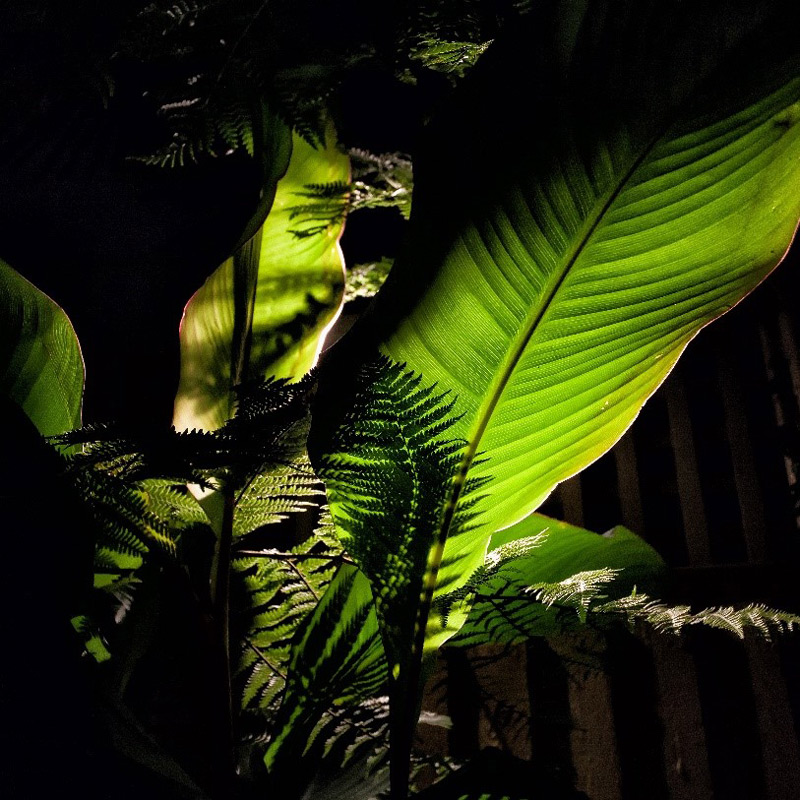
top-left (212, 488), bottom-right (236, 797)
top-left (389, 675), bottom-right (414, 800)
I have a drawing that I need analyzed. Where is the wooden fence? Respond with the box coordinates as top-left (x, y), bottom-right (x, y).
top-left (417, 250), bottom-right (800, 799)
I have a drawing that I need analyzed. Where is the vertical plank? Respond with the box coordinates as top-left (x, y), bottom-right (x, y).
top-left (758, 323), bottom-right (798, 522)
top-left (745, 639), bottom-right (800, 800)
top-left (606, 632), bottom-right (668, 800)
top-left (551, 633), bottom-right (622, 800)
top-left (645, 630), bottom-right (714, 800)
top-left (693, 632), bottom-right (765, 800)
top-left (559, 476), bottom-right (585, 528)
top-left (470, 645), bottom-right (532, 761)
top-left (613, 432), bottom-right (645, 534)
top-left (778, 311), bottom-right (800, 409)
top-left (527, 639), bottom-right (574, 786)
top-left (664, 369), bottom-right (712, 565)
top-left (443, 649), bottom-right (480, 760)
top-left (716, 346), bottom-right (768, 563)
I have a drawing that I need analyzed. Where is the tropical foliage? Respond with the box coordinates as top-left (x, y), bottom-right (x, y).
top-left (2, 2), bottom-right (800, 799)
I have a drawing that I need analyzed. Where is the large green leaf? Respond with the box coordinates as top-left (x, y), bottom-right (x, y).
top-left (448, 514), bottom-right (664, 647)
top-left (365, 0), bottom-right (800, 574)
top-left (0, 257), bottom-right (84, 435)
top-left (174, 125), bottom-right (348, 431)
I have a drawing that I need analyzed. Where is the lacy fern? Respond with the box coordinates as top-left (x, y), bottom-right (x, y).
top-left (529, 569), bottom-right (800, 641)
top-left (234, 507), bottom-right (343, 736)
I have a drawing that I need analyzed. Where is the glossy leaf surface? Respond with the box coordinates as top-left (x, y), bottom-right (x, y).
top-left (373, 0), bottom-right (800, 552)
top-left (174, 127), bottom-right (348, 431)
top-left (0, 257), bottom-right (84, 435)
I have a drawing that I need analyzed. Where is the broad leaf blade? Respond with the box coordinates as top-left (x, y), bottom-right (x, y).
top-left (449, 514), bottom-right (664, 646)
top-left (249, 127), bottom-right (349, 382)
top-left (174, 125), bottom-right (348, 431)
top-left (374, 0), bottom-right (800, 552)
top-left (0, 258), bottom-right (84, 435)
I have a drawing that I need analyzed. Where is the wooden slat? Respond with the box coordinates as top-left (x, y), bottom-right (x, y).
top-left (664, 369), bottom-right (711, 566)
top-left (613, 432), bottom-right (645, 534)
top-left (646, 631), bottom-right (714, 800)
top-left (716, 345), bottom-right (768, 563)
top-left (559, 476), bottom-right (585, 528)
top-left (746, 639), bottom-right (800, 800)
top-left (527, 639), bottom-right (574, 782)
top-left (778, 311), bottom-right (800, 412)
top-left (758, 322), bottom-right (798, 522)
top-left (551, 633), bottom-right (622, 800)
top-left (470, 645), bottom-right (531, 760)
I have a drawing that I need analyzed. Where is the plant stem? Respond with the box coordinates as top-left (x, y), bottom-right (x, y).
top-left (212, 488), bottom-right (236, 797)
top-left (389, 677), bottom-right (414, 800)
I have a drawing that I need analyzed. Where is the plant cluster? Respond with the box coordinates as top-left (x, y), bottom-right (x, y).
top-left (2, 2), bottom-right (800, 799)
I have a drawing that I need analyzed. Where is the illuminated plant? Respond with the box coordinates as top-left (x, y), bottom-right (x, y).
top-left (2, 2), bottom-right (800, 799)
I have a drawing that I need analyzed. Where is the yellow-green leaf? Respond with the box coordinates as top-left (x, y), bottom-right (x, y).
top-left (0, 258), bottom-right (84, 435)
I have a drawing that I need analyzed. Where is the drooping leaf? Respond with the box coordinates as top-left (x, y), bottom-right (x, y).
top-left (349, 0), bottom-right (800, 588)
top-left (0, 257), bottom-right (84, 435)
top-left (174, 125), bottom-right (348, 432)
top-left (450, 514), bottom-right (664, 646)
top-left (247, 128), bottom-right (349, 382)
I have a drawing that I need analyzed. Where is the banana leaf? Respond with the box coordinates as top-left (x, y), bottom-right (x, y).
top-left (0, 257), bottom-right (84, 435)
top-left (174, 124), bottom-right (348, 432)
top-left (310, 7), bottom-right (800, 794)
top-left (353, 0), bottom-right (800, 584)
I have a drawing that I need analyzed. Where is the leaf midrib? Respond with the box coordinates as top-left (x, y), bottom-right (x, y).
top-left (458, 133), bottom-right (664, 502)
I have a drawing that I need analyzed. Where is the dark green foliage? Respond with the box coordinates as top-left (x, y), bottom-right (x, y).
top-left (348, 149), bottom-right (414, 219)
top-left (234, 508), bottom-right (345, 735)
top-left (317, 357), bottom-right (479, 664)
top-left (344, 258), bottom-right (395, 303)
top-left (265, 564), bottom-right (386, 790)
top-left (54, 374), bottom-right (315, 485)
top-left (119, 0), bottom-right (516, 164)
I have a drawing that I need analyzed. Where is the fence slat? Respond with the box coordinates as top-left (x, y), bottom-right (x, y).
top-left (551, 633), bottom-right (622, 800)
top-left (717, 344), bottom-right (768, 563)
top-left (746, 639), bottom-right (800, 800)
top-left (664, 370), bottom-right (711, 566)
top-left (646, 631), bottom-right (714, 800)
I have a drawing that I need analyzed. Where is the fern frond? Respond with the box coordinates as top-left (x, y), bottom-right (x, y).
top-left (348, 149), bottom-right (414, 219)
top-left (285, 181), bottom-right (350, 238)
top-left (233, 503), bottom-right (343, 728)
top-left (53, 374), bottom-right (314, 490)
top-left (432, 531), bottom-right (547, 628)
top-left (264, 563), bottom-right (386, 777)
top-left (523, 570), bottom-right (800, 641)
top-left (528, 568), bottom-right (621, 624)
top-left (409, 38), bottom-right (493, 79)
top-left (318, 358), bottom-right (475, 654)
top-left (232, 456), bottom-right (321, 537)
top-left (593, 595), bottom-right (800, 641)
